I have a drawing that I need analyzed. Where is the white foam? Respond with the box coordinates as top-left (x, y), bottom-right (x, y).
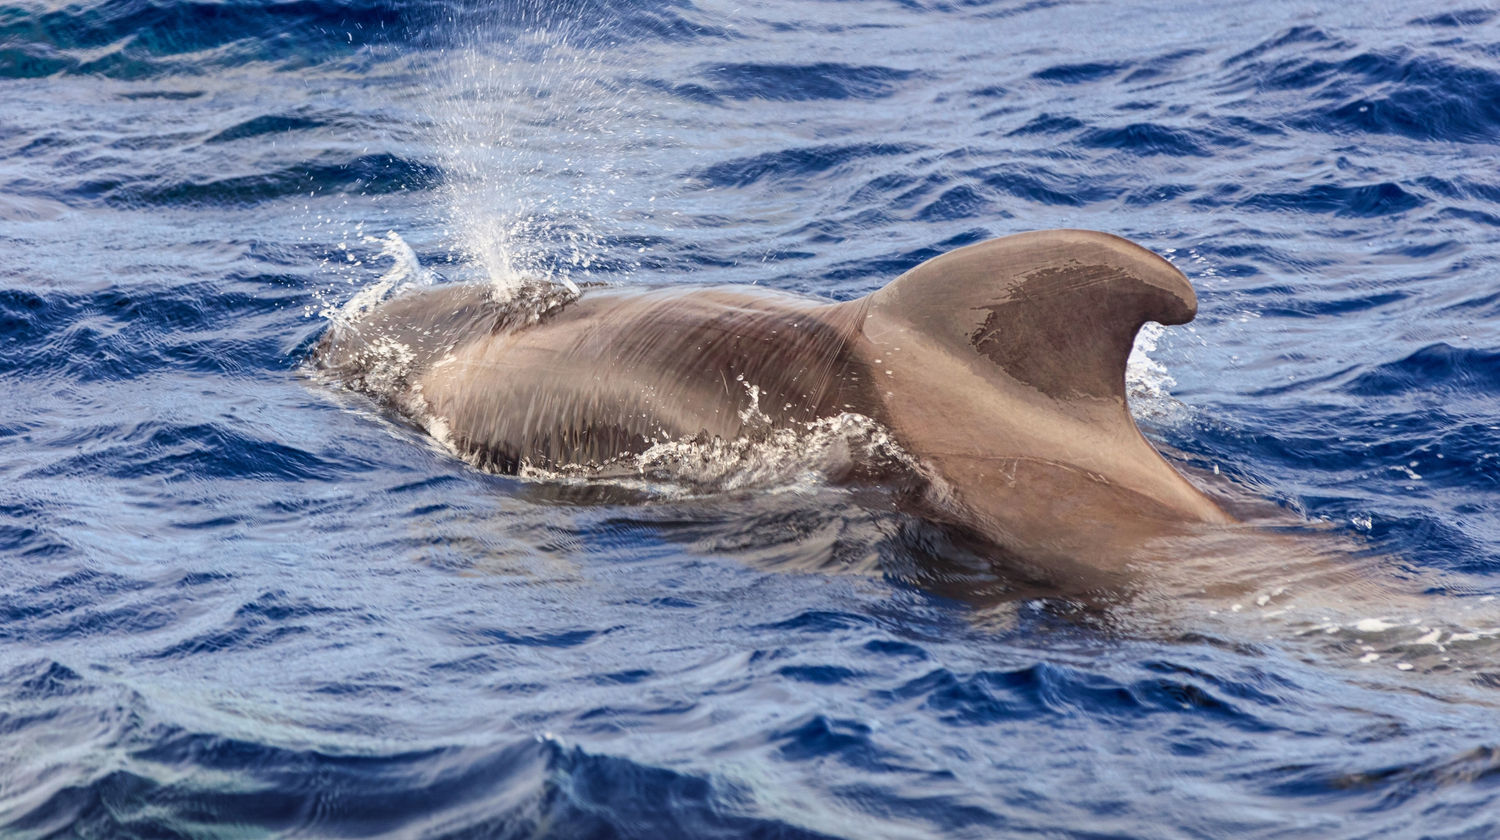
top-left (514, 412), bottom-right (923, 500)
top-left (1125, 321), bottom-right (1193, 425)
top-left (353, 336), bottom-right (418, 397)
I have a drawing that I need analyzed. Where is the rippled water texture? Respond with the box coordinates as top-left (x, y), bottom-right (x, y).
top-left (4, 0), bottom-right (1500, 837)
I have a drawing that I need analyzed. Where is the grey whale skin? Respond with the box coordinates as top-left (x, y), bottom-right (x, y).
top-left (314, 229), bottom-right (1233, 581)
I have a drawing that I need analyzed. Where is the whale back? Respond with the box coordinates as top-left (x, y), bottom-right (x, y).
top-left (418, 286), bottom-right (878, 471)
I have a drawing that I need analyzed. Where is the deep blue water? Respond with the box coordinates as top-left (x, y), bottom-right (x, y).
top-left (5, 0), bottom-right (1500, 837)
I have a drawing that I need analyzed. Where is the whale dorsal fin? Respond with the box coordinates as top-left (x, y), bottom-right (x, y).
top-left (866, 229), bottom-right (1196, 405)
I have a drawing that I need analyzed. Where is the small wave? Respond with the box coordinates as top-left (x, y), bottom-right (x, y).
top-left (0, 566), bottom-right (161, 645)
top-left (95, 152), bottom-right (440, 208)
top-left (0, 281), bottom-right (294, 382)
top-left (1120, 48), bottom-right (1205, 83)
top-left (1415, 173), bottom-right (1500, 206)
top-left (977, 166), bottom-right (1122, 207)
top-left (1344, 343), bottom-right (1500, 397)
top-left (1214, 26), bottom-right (1500, 145)
top-left (1004, 113), bottom-right (1085, 136)
top-left (773, 713), bottom-right (909, 771)
top-left (204, 113), bottom-right (328, 144)
top-left (694, 62), bottom-right (918, 102)
top-left (1222, 25), bottom-right (1337, 68)
top-left (1293, 51), bottom-right (1500, 144)
top-left (691, 143), bottom-right (922, 189)
top-left (1030, 61), bottom-right (1129, 84)
top-left (1408, 8), bottom-right (1496, 27)
top-left (142, 589), bottom-right (355, 659)
top-left (1263, 743), bottom-right (1500, 809)
top-left (912, 184), bottom-right (991, 222)
top-left (872, 661), bottom-right (1273, 730)
top-left (4, 729), bottom-right (832, 839)
top-left (1237, 181), bottom-right (1425, 218)
top-left (0, 521), bottom-right (73, 559)
top-left (7, 659), bottom-right (88, 700)
top-left (23, 421), bottom-right (362, 484)
top-left (1077, 122), bottom-right (1218, 157)
top-left (0, 0), bottom-right (411, 78)
top-left (808, 229), bottom-right (990, 286)
top-left (1253, 290), bottom-right (1411, 320)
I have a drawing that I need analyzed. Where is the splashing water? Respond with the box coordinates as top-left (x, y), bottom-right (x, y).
top-left (324, 231), bottom-right (434, 322)
top-left (431, 5), bottom-right (661, 297)
top-left (1126, 321), bottom-right (1178, 416)
top-left (518, 411), bottom-right (925, 500)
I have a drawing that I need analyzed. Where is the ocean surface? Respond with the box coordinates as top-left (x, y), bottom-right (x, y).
top-left (4, 0), bottom-right (1500, 836)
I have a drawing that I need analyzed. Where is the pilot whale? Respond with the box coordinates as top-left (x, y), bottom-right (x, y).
top-left (313, 229), bottom-right (1234, 584)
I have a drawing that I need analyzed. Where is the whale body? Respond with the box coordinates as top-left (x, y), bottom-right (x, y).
top-left (313, 229), bottom-right (1233, 584)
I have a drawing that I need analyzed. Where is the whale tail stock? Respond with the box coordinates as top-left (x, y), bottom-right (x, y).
top-left (825, 230), bottom-right (1232, 580)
